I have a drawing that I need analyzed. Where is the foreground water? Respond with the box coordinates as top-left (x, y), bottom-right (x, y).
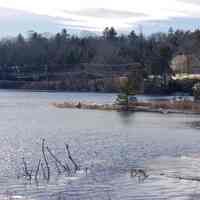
top-left (0, 90), bottom-right (199, 199)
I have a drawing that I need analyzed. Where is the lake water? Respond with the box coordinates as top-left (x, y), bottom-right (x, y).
top-left (0, 90), bottom-right (200, 200)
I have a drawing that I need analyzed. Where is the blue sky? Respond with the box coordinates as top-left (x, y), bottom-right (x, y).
top-left (0, 0), bottom-right (200, 37)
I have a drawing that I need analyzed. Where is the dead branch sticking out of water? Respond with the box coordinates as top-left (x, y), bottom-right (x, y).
top-left (65, 144), bottom-right (80, 172)
top-left (41, 162), bottom-right (47, 180)
top-left (19, 139), bottom-right (82, 184)
top-left (46, 146), bottom-right (71, 175)
top-left (34, 159), bottom-right (41, 182)
top-left (130, 168), bottom-right (149, 182)
top-left (54, 159), bottom-right (62, 175)
top-left (22, 157), bottom-right (32, 181)
top-left (42, 139), bottom-right (50, 181)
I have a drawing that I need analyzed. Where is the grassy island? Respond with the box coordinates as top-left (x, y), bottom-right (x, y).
top-left (51, 99), bottom-right (200, 114)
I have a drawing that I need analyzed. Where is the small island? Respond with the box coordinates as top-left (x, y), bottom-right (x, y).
top-left (52, 80), bottom-right (200, 115)
top-left (51, 99), bottom-right (200, 114)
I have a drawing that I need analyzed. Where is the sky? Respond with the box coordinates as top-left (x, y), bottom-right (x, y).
top-left (0, 0), bottom-right (200, 37)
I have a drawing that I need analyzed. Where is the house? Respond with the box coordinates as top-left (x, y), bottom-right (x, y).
top-left (170, 54), bottom-right (200, 76)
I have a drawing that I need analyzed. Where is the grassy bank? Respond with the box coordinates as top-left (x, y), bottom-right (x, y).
top-left (51, 102), bottom-right (123, 111)
top-left (51, 100), bottom-right (200, 114)
top-left (132, 101), bottom-right (200, 112)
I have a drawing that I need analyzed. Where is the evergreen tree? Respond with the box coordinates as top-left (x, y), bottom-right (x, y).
top-left (116, 78), bottom-right (136, 110)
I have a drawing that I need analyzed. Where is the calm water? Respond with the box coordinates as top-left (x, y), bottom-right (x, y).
top-left (0, 90), bottom-right (199, 199)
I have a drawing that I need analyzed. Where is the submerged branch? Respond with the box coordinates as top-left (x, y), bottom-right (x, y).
top-left (42, 139), bottom-right (50, 181)
top-left (34, 159), bottom-right (41, 182)
top-left (41, 162), bottom-right (47, 180)
top-left (22, 157), bottom-right (32, 181)
top-left (54, 160), bottom-right (62, 175)
top-left (161, 173), bottom-right (200, 182)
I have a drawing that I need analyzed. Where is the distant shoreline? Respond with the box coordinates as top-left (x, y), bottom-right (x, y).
top-left (0, 88), bottom-right (118, 94)
top-left (0, 80), bottom-right (121, 93)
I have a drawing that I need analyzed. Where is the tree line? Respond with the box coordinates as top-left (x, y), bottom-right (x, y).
top-left (0, 27), bottom-right (200, 76)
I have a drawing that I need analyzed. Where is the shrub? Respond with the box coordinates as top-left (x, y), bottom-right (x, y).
top-left (116, 78), bottom-right (136, 108)
top-left (193, 82), bottom-right (200, 101)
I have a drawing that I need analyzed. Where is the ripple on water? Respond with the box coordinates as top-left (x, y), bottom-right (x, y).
top-left (0, 91), bottom-right (200, 199)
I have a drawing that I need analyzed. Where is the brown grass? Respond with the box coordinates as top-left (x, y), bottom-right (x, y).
top-left (51, 102), bottom-right (122, 111)
top-left (131, 100), bottom-right (200, 112)
top-left (51, 100), bottom-right (200, 113)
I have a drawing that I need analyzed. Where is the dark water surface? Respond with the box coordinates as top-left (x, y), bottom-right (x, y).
top-left (0, 90), bottom-right (199, 199)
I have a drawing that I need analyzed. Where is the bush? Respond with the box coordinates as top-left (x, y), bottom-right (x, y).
top-left (193, 82), bottom-right (200, 101)
top-left (116, 79), bottom-right (136, 108)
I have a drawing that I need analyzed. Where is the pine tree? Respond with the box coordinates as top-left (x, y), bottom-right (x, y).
top-left (116, 78), bottom-right (136, 110)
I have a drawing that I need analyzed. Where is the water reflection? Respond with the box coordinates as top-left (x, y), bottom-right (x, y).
top-left (190, 121), bottom-right (200, 129)
top-left (117, 111), bottom-right (135, 125)
top-left (0, 90), bottom-right (199, 199)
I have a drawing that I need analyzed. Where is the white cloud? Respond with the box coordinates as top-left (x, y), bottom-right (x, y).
top-left (177, 0), bottom-right (200, 5)
top-left (0, 7), bottom-right (81, 37)
top-left (0, 0), bottom-right (200, 34)
top-left (0, 0), bottom-right (198, 17)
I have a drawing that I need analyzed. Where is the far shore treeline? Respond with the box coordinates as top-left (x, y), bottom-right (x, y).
top-left (0, 27), bottom-right (199, 93)
top-left (0, 27), bottom-right (197, 74)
